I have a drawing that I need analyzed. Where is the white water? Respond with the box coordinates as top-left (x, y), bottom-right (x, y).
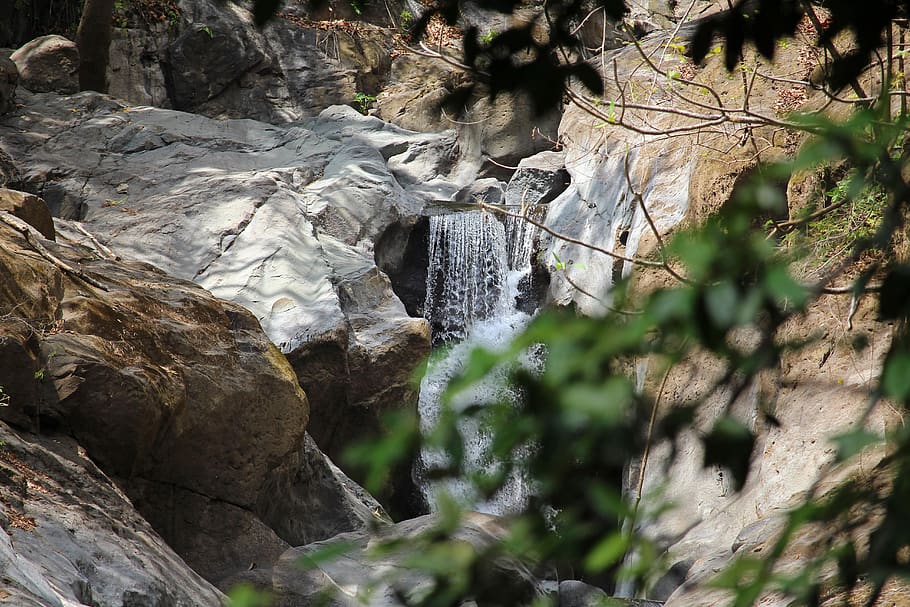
top-left (418, 210), bottom-right (541, 514)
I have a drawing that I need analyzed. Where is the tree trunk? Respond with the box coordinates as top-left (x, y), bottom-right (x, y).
top-left (75, 0), bottom-right (115, 93)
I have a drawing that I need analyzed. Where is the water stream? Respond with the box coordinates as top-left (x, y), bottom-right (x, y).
top-left (418, 210), bottom-right (540, 514)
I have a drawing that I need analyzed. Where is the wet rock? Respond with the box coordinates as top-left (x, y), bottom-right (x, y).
top-left (10, 35), bottom-right (78, 94)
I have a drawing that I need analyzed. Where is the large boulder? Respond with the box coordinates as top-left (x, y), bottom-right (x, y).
top-left (0, 422), bottom-right (225, 607)
top-left (10, 35), bottom-right (78, 94)
top-left (0, 211), bottom-right (382, 586)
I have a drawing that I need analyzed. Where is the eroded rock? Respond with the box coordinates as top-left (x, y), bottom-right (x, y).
top-left (0, 188), bottom-right (54, 239)
top-left (0, 92), bottom-right (447, 518)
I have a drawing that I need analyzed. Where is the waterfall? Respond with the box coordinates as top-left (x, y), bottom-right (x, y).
top-left (418, 210), bottom-right (541, 514)
top-left (424, 212), bottom-right (510, 343)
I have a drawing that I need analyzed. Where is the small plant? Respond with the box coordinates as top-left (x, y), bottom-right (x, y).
top-left (480, 28), bottom-right (497, 44)
top-left (354, 92), bottom-right (377, 114)
top-left (199, 25), bottom-right (214, 38)
top-left (400, 9), bottom-right (413, 29)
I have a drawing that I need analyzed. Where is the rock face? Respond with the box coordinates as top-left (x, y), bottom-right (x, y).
top-left (102, 0), bottom-right (399, 123)
top-left (0, 53), bottom-right (17, 115)
top-left (0, 422), bottom-right (225, 607)
top-left (10, 35), bottom-right (78, 94)
top-left (0, 209), bottom-right (383, 587)
top-left (0, 91), bottom-right (493, 516)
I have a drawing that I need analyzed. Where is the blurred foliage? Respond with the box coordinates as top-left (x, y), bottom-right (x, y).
top-left (342, 111), bottom-right (910, 606)
top-left (236, 0), bottom-right (910, 605)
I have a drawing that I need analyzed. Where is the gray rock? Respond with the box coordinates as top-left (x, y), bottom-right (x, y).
top-left (234, 512), bottom-right (542, 606)
top-left (0, 91), bottom-right (463, 516)
top-left (10, 35), bottom-right (78, 94)
top-left (458, 177), bottom-right (505, 205)
top-left (0, 147), bottom-right (20, 187)
top-left (0, 422), bottom-right (225, 607)
top-left (505, 150), bottom-right (570, 207)
top-left (558, 581), bottom-right (664, 607)
top-left (0, 53), bottom-right (16, 114)
top-left (166, 12), bottom-right (269, 111)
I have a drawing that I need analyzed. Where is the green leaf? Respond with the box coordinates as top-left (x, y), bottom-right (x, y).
top-left (763, 265), bottom-right (808, 309)
top-left (831, 429), bottom-right (882, 462)
top-left (882, 349), bottom-right (910, 402)
top-left (227, 584), bottom-right (272, 607)
top-left (584, 532), bottom-right (628, 572)
top-left (705, 281), bottom-right (738, 329)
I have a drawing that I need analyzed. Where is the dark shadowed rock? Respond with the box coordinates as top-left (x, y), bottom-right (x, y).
top-left (0, 53), bottom-right (16, 115)
top-left (505, 151), bottom-right (570, 207)
top-left (10, 35), bottom-right (78, 94)
top-left (0, 422), bottom-right (225, 606)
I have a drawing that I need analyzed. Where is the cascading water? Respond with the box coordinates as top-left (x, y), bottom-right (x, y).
top-left (418, 210), bottom-right (541, 514)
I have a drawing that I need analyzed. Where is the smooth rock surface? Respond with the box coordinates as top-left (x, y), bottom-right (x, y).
top-left (0, 92), bottom-right (470, 516)
top-left (10, 35), bottom-right (78, 94)
top-left (0, 422), bottom-right (225, 607)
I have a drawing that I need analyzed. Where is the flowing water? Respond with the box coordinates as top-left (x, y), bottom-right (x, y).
top-left (418, 210), bottom-right (541, 514)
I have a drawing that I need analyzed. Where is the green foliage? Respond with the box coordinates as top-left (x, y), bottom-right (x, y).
top-left (399, 9), bottom-right (413, 29)
top-left (227, 584), bottom-right (271, 607)
top-left (338, 99), bottom-right (910, 607)
top-left (354, 92), bottom-right (377, 114)
top-left (806, 173), bottom-right (887, 260)
top-left (479, 28), bottom-right (496, 44)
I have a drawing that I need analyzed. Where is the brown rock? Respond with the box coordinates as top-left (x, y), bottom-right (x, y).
top-left (0, 219), bottom-right (381, 583)
top-left (0, 188), bottom-right (55, 240)
top-left (10, 34), bottom-right (79, 94)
